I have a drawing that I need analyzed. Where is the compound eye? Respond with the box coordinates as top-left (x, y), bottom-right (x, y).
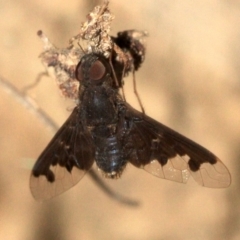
top-left (89, 60), bottom-right (106, 80)
top-left (76, 63), bottom-right (84, 82)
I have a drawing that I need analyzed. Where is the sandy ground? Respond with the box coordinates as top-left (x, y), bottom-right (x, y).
top-left (0, 0), bottom-right (240, 239)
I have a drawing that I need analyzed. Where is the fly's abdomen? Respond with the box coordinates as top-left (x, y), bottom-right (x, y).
top-left (93, 128), bottom-right (127, 178)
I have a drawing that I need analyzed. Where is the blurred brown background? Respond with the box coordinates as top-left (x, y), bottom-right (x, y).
top-left (0, 0), bottom-right (240, 239)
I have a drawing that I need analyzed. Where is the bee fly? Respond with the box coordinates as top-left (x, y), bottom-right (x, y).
top-left (30, 2), bottom-right (231, 201)
top-left (30, 51), bottom-right (231, 200)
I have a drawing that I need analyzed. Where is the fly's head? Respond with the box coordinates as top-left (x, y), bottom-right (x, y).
top-left (75, 53), bottom-right (113, 88)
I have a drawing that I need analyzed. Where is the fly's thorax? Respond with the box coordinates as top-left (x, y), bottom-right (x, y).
top-left (79, 85), bottom-right (118, 126)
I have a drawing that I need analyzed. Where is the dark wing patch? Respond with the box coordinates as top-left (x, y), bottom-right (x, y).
top-left (124, 104), bottom-right (231, 188)
top-left (30, 107), bottom-right (95, 200)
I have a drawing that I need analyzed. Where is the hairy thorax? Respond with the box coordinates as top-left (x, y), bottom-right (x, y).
top-left (80, 85), bottom-right (118, 126)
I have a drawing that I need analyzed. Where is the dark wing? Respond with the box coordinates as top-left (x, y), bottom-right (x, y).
top-left (123, 103), bottom-right (231, 188)
top-left (30, 107), bottom-right (95, 200)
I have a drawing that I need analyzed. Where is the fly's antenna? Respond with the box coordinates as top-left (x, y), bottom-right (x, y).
top-left (77, 41), bottom-right (86, 55)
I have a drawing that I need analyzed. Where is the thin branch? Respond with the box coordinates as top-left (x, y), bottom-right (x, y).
top-left (88, 169), bottom-right (139, 206)
top-left (0, 75), bottom-right (58, 132)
